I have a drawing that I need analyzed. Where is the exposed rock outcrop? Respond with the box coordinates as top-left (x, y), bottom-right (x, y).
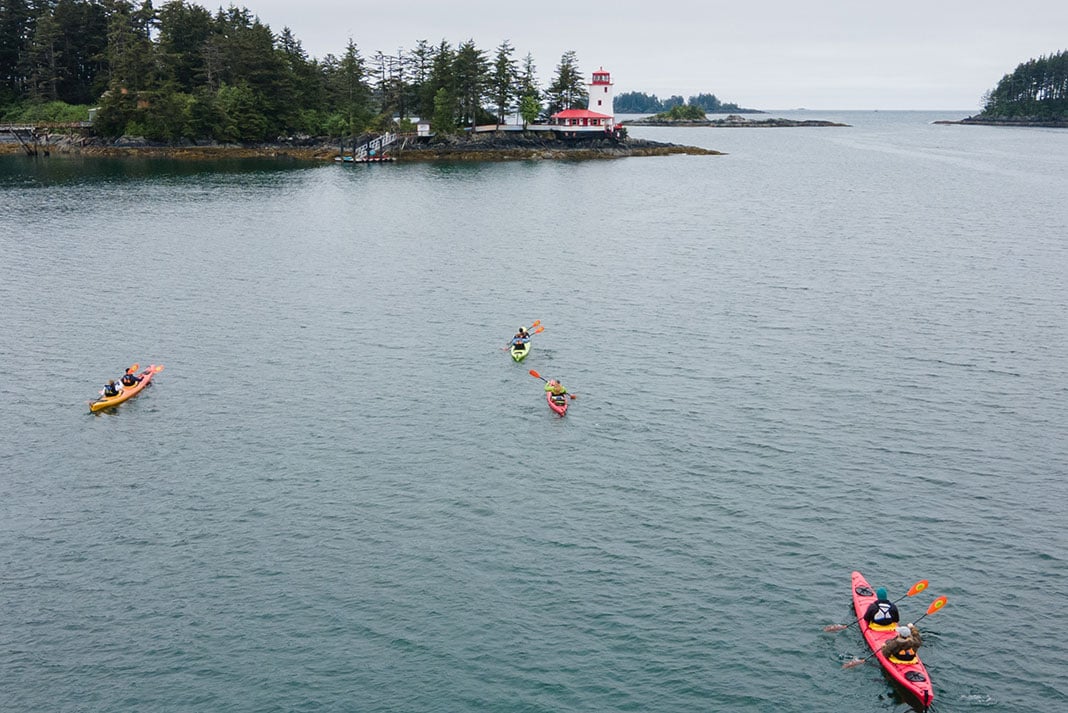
top-left (624, 114), bottom-right (849, 128)
top-left (1, 130), bottom-right (722, 160)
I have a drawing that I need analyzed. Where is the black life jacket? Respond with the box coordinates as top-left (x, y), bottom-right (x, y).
top-left (871, 601), bottom-right (895, 625)
top-left (121, 374), bottom-right (137, 386)
top-left (104, 384), bottom-right (119, 396)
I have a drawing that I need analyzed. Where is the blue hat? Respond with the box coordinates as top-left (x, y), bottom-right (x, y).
top-left (876, 587), bottom-right (888, 600)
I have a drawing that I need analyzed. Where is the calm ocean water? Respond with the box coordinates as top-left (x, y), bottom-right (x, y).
top-left (1, 111), bottom-right (1066, 712)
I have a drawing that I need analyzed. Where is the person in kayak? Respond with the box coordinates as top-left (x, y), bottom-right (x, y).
top-left (862, 587), bottom-right (900, 630)
top-left (120, 367), bottom-right (142, 387)
top-left (881, 623), bottom-right (923, 664)
top-left (545, 379), bottom-right (568, 404)
top-left (509, 327), bottom-right (530, 349)
top-left (102, 380), bottom-right (121, 397)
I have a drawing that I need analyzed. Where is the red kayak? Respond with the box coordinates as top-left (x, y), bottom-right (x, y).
top-left (546, 390), bottom-right (568, 416)
top-left (851, 571), bottom-right (934, 710)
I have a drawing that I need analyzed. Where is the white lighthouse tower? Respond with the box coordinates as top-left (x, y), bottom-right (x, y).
top-left (588, 67), bottom-right (614, 121)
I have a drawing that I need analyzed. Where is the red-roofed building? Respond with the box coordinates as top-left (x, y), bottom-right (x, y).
top-left (549, 108), bottom-right (614, 127)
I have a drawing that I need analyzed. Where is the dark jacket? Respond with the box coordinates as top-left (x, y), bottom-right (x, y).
top-left (863, 599), bottom-right (900, 627)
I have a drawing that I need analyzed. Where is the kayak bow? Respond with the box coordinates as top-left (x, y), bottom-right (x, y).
top-left (546, 389), bottom-right (568, 416)
top-left (511, 340), bottom-right (531, 362)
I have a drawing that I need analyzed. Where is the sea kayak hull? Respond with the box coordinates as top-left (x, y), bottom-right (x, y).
top-left (89, 365), bottom-right (161, 413)
top-left (851, 570), bottom-right (934, 710)
top-left (511, 341), bottom-right (531, 362)
top-left (546, 390), bottom-right (568, 416)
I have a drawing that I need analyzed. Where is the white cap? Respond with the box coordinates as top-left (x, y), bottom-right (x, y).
top-left (896, 625), bottom-right (910, 638)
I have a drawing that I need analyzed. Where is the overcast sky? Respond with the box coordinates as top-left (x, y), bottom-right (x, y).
top-left (238, 0), bottom-right (1067, 111)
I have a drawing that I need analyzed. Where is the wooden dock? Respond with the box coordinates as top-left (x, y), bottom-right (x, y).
top-left (0, 121), bottom-right (92, 156)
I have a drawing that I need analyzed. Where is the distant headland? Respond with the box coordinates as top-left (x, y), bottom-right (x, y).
top-left (936, 49), bottom-right (1068, 128)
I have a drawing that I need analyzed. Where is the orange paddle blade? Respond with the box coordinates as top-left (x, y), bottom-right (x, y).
top-left (926, 596), bottom-right (948, 615)
top-left (907, 580), bottom-right (929, 597)
top-left (842, 658), bottom-right (866, 669)
top-left (528, 369), bottom-right (542, 379)
top-left (823, 624), bottom-right (848, 632)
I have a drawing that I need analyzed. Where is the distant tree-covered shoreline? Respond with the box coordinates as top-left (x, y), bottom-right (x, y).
top-left (0, 0), bottom-right (597, 142)
top-left (614, 91), bottom-right (758, 114)
top-left (976, 50), bottom-right (1068, 120)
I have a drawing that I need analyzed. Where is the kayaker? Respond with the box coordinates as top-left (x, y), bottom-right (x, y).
top-left (509, 327), bottom-right (530, 348)
top-left (545, 379), bottom-right (568, 403)
top-left (120, 367), bottom-right (142, 387)
top-left (881, 623), bottom-right (923, 664)
top-left (862, 587), bottom-right (900, 630)
top-left (102, 380), bottom-right (121, 397)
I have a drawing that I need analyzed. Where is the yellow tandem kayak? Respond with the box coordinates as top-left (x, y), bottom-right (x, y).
top-left (89, 364), bottom-right (164, 413)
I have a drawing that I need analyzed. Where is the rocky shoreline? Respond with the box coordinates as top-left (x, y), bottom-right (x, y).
top-left (624, 114), bottom-right (849, 128)
top-left (0, 131), bottom-right (722, 161)
top-left (933, 116), bottom-right (1068, 128)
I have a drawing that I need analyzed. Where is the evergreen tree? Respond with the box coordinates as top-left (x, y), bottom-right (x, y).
top-left (489, 39), bottom-right (516, 126)
top-left (328, 38), bottom-right (372, 136)
top-left (517, 52), bottom-right (540, 126)
top-left (545, 50), bottom-right (586, 115)
top-left (0, 0), bottom-right (34, 102)
top-left (453, 39), bottom-right (488, 129)
top-left (419, 39), bottom-right (454, 128)
top-left (406, 39), bottom-right (432, 119)
top-left (52, 0), bottom-right (109, 104)
top-left (29, 5), bottom-right (62, 101)
top-left (156, 0), bottom-right (213, 92)
top-left (103, 0), bottom-right (156, 92)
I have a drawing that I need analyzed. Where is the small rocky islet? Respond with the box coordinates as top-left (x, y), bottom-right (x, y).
top-left (623, 113), bottom-right (850, 128)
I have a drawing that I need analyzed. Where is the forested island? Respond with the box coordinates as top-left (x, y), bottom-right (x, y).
top-left (624, 105), bottom-right (848, 128)
top-left (940, 50), bottom-right (1068, 127)
top-left (614, 92), bottom-right (759, 114)
top-left (0, 0), bottom-right (715, 160)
